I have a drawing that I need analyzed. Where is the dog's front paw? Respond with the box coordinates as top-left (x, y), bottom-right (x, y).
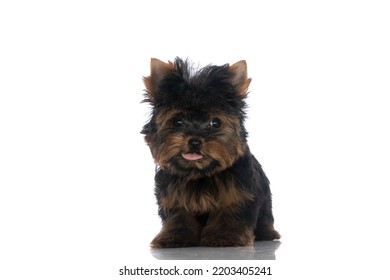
top-left (200, 229), bottom-right (255, 247)
top-left (150, 232), bottom-right (199, 248)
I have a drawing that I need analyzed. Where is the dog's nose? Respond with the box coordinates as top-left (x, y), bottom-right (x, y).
top-left (188, 138), bottom-right (202, 150)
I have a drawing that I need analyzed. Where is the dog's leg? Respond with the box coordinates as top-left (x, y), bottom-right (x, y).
top-left (200, 208), bottom-right (255, 247)
top-left (150, 209), bottom-right (201, 248)
top-left (254, 198), bottom-right (281, 240)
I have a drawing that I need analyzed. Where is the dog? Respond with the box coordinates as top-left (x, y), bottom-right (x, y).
top-left (141, 57), bottom-right (280, 247)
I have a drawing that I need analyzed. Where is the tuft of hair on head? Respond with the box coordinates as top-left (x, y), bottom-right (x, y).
top-left (142, 58), bottom-right (252, 105)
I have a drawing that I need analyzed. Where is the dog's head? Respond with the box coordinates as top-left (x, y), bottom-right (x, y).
top-left (141, 57), bottom-right (251, 178)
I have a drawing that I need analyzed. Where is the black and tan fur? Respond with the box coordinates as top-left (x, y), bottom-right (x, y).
top-left (142, 57), bottom-right (280, 247)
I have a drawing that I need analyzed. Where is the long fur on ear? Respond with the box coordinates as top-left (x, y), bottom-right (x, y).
top-left (229, 60), bottom-right (252, 98)
top-left (143, 58), bottom-right (174, 104)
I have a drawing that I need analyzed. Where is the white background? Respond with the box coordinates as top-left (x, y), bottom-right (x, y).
top-left (1, 0), bottom-right (389, 279)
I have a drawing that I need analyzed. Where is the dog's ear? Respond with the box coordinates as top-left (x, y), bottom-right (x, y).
top-left (229, 60), bottom-right (252, 98)
top-left (143, 58), bottom-right (174, 104)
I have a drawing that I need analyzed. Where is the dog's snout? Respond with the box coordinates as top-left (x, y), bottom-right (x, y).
top-left (188, 138), bottom-right (202, 150)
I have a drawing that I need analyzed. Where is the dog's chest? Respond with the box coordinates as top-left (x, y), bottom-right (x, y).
top-left (160, 175), bottom-right (253, 213)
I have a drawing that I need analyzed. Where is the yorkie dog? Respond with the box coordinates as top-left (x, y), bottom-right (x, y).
top-left (142, 57), bottom-right (280, 247)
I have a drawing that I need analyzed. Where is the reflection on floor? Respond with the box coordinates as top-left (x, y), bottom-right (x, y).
top-left (150, 241), bottom-right (281, 260)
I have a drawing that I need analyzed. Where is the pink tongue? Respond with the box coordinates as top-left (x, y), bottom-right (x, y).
top-left (182, 153), bottom-right (203, 161)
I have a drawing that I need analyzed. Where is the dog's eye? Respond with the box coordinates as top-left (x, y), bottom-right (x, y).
top-left (172, 117), bottom-right (184, 127)
top-left (209, 118), bottom-right (221, 128)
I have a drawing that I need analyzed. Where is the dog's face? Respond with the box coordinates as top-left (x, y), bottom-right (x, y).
top-left (142, 58), bottom-right (251, 178)
top-left (146, 107), bottom-right (246, 177)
